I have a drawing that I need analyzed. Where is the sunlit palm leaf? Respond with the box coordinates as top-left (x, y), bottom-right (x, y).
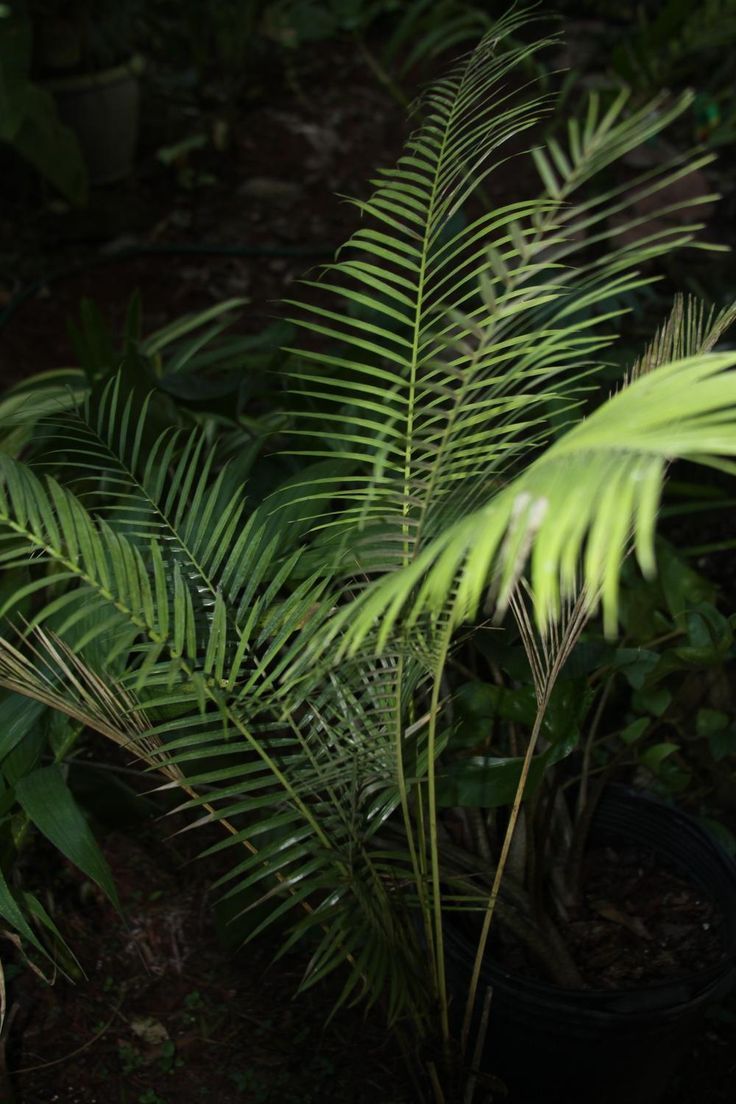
top-left (287, 24), bottom-right (716, 602)
top-left (335, 350), bottom-right (736, 651)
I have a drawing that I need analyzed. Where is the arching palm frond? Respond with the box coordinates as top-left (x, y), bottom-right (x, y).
top-left (285, 12), bottom-right (558, 554)
top-left (0, 609), bottom-right (437, 1023)
top-left (286, 19), bottom-right (717, 604)
top-left (335, 348), bottom-right (736, 653)
top-left (0, 392), bottom-right (443, 1024)
top-left (0, 410), bottom-right (343, 704)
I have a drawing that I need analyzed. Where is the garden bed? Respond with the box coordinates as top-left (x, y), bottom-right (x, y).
top-left (8, 812), bottom-right (735, 1104)
top-left (7, 776), bottom-right (411, 1104)
top-left (0, 36), bottom-right (406, 388)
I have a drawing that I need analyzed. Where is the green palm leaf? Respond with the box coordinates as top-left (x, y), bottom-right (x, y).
top-left (286, 22), bottom-right (717, 603)
top-left (0, 403), bottom-right (441, 1021)
top-left (335, 350), bottom-right (736, 651)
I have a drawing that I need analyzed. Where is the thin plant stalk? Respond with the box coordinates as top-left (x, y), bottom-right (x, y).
top-left (459, 687), bottom-right (548, 1056)
top-left (460, 587), bottom-right (590, 1055)
top-left (427, 616), bottom-right (455, 1045)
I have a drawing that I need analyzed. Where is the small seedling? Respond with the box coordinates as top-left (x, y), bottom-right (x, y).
top-left (118, 1042), bottom-right (144, 1075)
top-left (228, 1068), bottom-right (270, 1101)
top-left (139, 1091), bottom-right (167, 1104)
top-left (158, 1039), bottom-right (183, 1074)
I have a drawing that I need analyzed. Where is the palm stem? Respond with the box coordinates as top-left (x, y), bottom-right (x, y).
top-left (427, 616), bottom-right (454, 1046)
top-left (459, 685), bottom-right (547, 1057)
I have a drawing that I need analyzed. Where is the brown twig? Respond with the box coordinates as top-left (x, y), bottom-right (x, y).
top-left (13, 996), bottom-right (124, 1075)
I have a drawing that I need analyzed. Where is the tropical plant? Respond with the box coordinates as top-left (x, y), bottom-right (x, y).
top-left (0, 294), bottom-right (292, 998)
top-left (611, 1), bottom-right (736, 153)
top-left (0, 3), bottom-right (87, 203)
top-left (558, 0), bottom-right (736, 148)
top-left (0, 293), bottom-right (292, 462)
top-left (2, 10), bottom-right (736, 1098)
top-left (610, 0), bottom-right (736, 99)
top-left (610, 528), bottom-right (736, 834)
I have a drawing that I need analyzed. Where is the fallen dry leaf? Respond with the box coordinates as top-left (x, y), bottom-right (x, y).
top-left (130, 1016), bottom-right (170, 1046)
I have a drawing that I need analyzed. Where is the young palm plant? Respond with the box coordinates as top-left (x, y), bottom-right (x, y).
top-left (2, 10), bottom-right (736, 1099)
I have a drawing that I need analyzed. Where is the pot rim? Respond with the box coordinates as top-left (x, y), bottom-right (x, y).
top-left (446, 785), bottom-right (736, 1012)
top-left (43, 55), bottom-right (144, 93)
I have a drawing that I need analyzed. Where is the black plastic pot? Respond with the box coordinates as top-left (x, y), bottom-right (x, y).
top-left (444, 786), bottom-right (736, 1104)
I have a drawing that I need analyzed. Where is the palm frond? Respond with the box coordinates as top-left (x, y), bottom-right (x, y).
top-left (630, 293), bottom-right (736, 381)
top-left (0, 411), bottom-right (445, 1022)
top-left (0, 617), bottom-right (436, 1023)
top-left (286, 26), bottom-right (716, 600)
top-left (334, 349), bottom-right (736, 650)
top-left (286, 15), bottom-right (558, 553)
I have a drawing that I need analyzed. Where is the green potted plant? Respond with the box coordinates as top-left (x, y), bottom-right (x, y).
top-left (28, 0), bottom-right (143, 185)
top-left (1, 10), bottom-right (736, 1101)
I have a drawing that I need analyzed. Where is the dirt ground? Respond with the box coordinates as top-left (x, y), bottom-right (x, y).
top-left (0, 37), bottom-right (408, 388)
top-left (7, 814), bottom-right (412, 1104)
top-left (6, 791), bottom-right (735, 1104)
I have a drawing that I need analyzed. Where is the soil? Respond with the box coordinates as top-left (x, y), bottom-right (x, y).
top-left (8, 804), bottom-right (736, 1104)
top-left (568, 843), bottom-right (725, 988)
top-left (493, 841), bottom-right (727, 990)
top-left (5, 806), bottom-right (412, 1104)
